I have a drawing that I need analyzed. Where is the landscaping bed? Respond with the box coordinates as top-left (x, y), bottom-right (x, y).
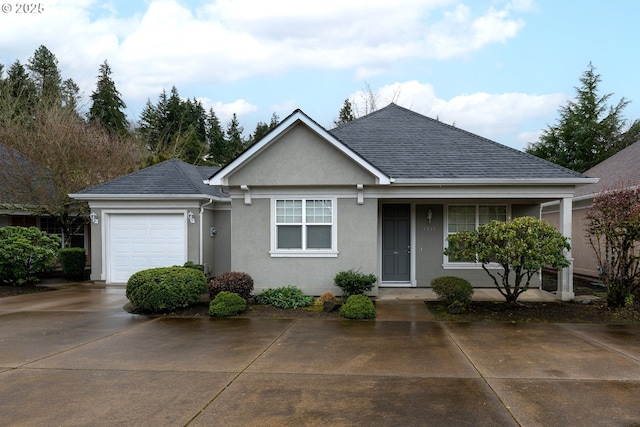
top-left (0, 283), bottom-right (55, 298)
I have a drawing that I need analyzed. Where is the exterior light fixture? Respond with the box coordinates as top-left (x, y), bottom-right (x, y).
top-left (187, 212), bottom-right (195, 224)
top-left (89, 211), bottom-right (99, 224)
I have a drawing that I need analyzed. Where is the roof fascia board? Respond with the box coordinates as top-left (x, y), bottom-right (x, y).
top-left (69, 193), bottom-right (229, 202)
top-left (206, 110), bottom-right (391, 186)
top-left (391, 178), bottom-right (600, 185)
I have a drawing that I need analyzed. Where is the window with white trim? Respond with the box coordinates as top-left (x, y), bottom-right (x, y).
top-left (446, 205), bottom-right (507, 263)
top-left (273, 199), bottom-right (335, 255)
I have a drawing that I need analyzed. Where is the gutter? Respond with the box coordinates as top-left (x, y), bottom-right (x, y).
top-left (199, 198), bottom-right (214, 266)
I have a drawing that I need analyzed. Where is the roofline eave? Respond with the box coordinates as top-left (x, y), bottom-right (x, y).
top-left (390, 177), bottom-right (600, 186)
top-left (68, 193), bottom-right (230, 202)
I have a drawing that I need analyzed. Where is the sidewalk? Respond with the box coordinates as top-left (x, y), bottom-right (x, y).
top-left (1, 283), bottom-right (640, 426)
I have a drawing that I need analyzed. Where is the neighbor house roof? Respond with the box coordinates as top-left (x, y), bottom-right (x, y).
top-left (574, 140), bottom-right (640, 199)
top-left (71, 158), bottom-right (228, 200)
top-left (329, 103), bottom-right (587, 182)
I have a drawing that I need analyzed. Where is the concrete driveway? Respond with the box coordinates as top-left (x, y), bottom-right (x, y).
top-left (1, 284), bottom-right (640, 426)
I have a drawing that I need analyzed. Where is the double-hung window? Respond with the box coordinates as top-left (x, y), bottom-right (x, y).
top-left (273, 199), bottom-right (336, 256)
top-left (446, 205), bottom-right (507, 264)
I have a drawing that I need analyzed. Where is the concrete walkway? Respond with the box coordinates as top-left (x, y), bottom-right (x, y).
top-left (1, 283), bottom-right (640, 426)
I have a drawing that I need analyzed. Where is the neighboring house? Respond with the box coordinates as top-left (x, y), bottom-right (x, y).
top-left (542, 140), bottom-right (640, 279)
top-left (73, 104), bottom-right (596, 300)
top-left (0, 143), bottom-right (88, 249)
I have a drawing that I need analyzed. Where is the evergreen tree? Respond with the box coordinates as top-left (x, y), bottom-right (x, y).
top-left (88, 60), bottom-right (129, 136)
top-left (526, 63), bottom-right (639, 172)
top-left (207, 108), bottom-right (227, 165)
top-left (0, 60), bottom-right (37, 124)
top-left (27, 45), bottom-right (62, 107)
top-left (225, 113), bottom-right (245, 161)
top-left (247, 112), bottom-right (280, 145)
top-left (334, 98), bottom-right (356, 126)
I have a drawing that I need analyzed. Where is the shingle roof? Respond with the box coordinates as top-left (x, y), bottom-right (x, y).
top-left (75, 158), bottom-right (227, 199)
top-left (329, 103), bottom-right (584, 180)
top-left (574, 140), bottom-right (640, 198)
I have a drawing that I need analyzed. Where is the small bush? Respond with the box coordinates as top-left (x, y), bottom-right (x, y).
top-left (431, 276), bottom-right (474, 308)
top-left (126, 267), bottom-right (207, 313)
top-left (209, 291), bottom-right (247, 317)
top-left (0, 226), bottom-right (61, 285)
top-left (254, 285), bottom-right (313, 309)
top-left (208, 271), bottom-right (254, 300)
top-left (339, 294), bottom-right (376, 319)
top-left (182, 261), bottom-right (205, 273)
top-left (58, 247), bottom-right (86, 280)
top-left (334, 269), bottom-right (377, 298)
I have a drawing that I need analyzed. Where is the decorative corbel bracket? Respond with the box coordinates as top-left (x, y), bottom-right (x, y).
top-left (240, 185), bottom-right (252, 205)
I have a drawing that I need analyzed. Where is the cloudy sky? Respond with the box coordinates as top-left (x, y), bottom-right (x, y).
top-left (1, 0), bottom-right (638, 151)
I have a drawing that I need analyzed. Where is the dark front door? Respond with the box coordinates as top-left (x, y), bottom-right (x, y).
top-left (382, 204), bottom-right (411, 282)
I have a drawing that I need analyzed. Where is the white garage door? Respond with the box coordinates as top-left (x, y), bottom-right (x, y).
top-left (108, 214), bottom-right (186, 283)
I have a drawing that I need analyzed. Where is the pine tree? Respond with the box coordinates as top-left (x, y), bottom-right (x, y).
top-left (225, 113), bottom-right (245, 161)
top-left (27, 45), bottom-right (62, 107)
top-left (88, 60), bottom-right (128, 136)
top-left (207, 108), bottom-right (227, 165)
top-left (0, 60), bottom-right (37, 124)
top-left (334, 99), bottom-right (356, 126)
top-left (526, 63), bottom-right (639, 172)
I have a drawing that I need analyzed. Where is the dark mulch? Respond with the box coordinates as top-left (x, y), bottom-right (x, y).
top-left (0, 283), bottom-right (56, 298)
top-left (150, 301), bottom-right (343, 319)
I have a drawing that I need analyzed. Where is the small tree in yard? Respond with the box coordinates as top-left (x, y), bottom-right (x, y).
top-left (586, 187), bottom-right (640, 307)
top-left (444, 216), bottom-right (570, 303)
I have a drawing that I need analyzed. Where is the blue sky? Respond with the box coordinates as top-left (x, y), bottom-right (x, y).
top-left (0, 0), bottom-right (638, 151)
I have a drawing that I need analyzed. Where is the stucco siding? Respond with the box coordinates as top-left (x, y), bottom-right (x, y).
top-left (230, 196), bottom-right (378, 296)
top-left (227, 124), bottom-right (377, 186)
top-left (207, 208), bottom-right (231, 277)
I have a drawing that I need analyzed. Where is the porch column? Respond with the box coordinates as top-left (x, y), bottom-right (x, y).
top-left (557, 197), bottom-right (574, 301)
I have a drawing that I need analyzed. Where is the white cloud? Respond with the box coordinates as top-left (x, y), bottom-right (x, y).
top-left (0, 0), bottom-right (531, 106)
top-left (196, 97), bottom-right (258, 124)
top-left (350, 80), bottom-right (567, 150)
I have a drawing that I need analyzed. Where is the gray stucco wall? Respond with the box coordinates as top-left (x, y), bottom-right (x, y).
top-left (228, 125), bottom-right (377, 186)
top-left (414, 202), bottom-right (544, 288)
top-left (230, 196), bottom-right (378, 296)
top-left (207, 208), bottom-right (231, 277)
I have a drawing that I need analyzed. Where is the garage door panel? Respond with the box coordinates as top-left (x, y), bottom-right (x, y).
top-left (108, 214), bottom-right (186, 283)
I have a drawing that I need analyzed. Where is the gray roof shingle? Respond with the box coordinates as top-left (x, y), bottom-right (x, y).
top-left (575, 140), bottom-right (640, 198)
top-left (76, 158), bottom-right (226, 198)
top-left (329, 103), bottom-right (584, 180)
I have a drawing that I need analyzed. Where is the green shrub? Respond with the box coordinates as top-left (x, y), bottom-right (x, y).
top-left (254, 285), bottom-right (313, 309)
top-left (0, 226), bottom-right (61, 285)
top-left (182, 261), bottom-right (205, 273)
top-left (334, 269), bottom-right (377, 298)
top-left (339, 294), bottom-right (376, 319)
top-left (209, 291), bottom-right (247, 317)
top-left (431, 276), bottom-right (474, 308)
top-left (126, 267), bottom-right (207, 313)
top-left (58, 247), bottom-right (86, 280)
top-left (208, 271), bottom-right (254, 300)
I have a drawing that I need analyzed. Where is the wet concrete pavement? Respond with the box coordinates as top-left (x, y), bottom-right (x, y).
top-left (1, 284), bottom-right (640, 426)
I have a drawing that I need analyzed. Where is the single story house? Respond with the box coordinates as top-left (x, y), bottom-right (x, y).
top-left (73, 104), bottom-right (597, 300)
top-left (0, 143), bottom-right (88, 249)
top-left (542, 140), bottom-right (640, 279)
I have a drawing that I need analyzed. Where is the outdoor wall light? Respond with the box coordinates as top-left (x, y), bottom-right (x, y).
top-left (187, 211), bottom-right (195, 224)
top-left (89, 211), bottom-right (99, 224)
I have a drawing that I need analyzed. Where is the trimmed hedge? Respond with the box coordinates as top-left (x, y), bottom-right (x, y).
top-left (431, 276), bottom-right (474, 307)
top-left (339, 294), bottom-right (376, 319)
top-left (209, 291), bottom-right (247, 317)
top-left (334, 269), bottom-right (377, 298)
top-left (126, 266), bottom-right (207, 313)
top-left (208, 271), bottom-right (254, 300)
top-left (58, 247), bottom-right (86, 280)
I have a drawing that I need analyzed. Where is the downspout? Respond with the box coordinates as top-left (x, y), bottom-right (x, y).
top-left (199, 199), bottom-right (214, 266)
